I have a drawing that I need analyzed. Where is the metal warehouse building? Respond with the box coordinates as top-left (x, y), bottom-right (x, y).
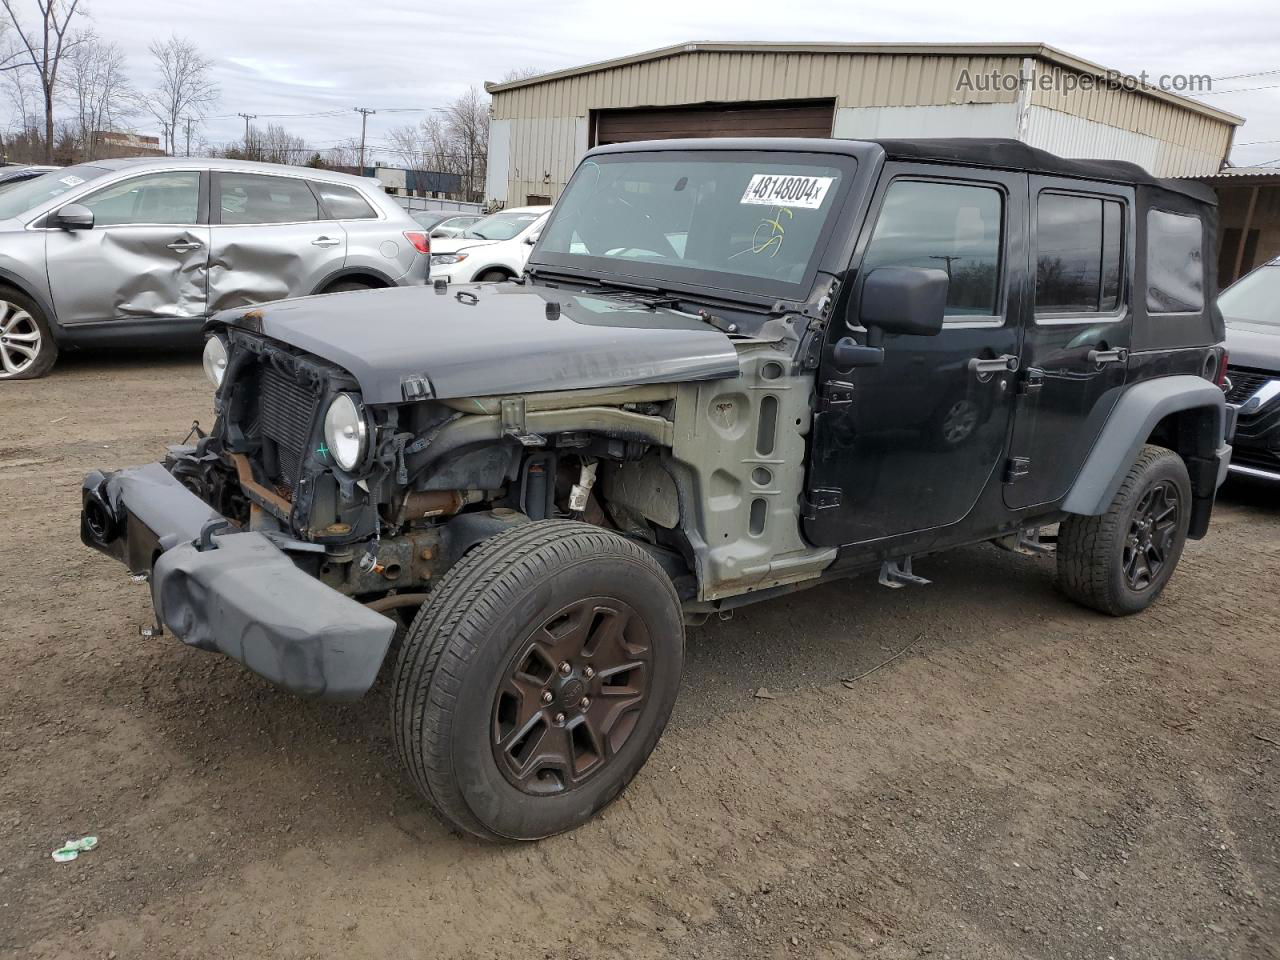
top-left (484, 41), bottom-right (1242, 208)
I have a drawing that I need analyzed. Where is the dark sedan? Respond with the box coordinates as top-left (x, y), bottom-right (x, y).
top-left (1221, 256), bottom-right (1280, 481)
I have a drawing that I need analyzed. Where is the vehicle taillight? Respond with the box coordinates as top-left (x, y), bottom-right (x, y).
top-left (404, 231), bottom-right (430, 255)
top-left (1217, 348), bottom-right (1229, 387)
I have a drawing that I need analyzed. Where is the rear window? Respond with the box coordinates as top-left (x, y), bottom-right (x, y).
top-left (314, 181), bottom-right (377, 220)
top-left (217, 173), bottom-right (319, 225)
top-left (1035, 193), bottom-right (1125, 314)
top-left (1146, 209), bottom-right (1204, 313)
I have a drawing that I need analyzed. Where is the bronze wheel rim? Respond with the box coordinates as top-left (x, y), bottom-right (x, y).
top-left (1123, 479), bottom-right (1180, 591)
top-left (492, 596), bottom-right (652, 796)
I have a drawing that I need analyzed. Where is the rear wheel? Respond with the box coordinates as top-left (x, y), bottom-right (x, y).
top-left (323, 280), bottom-right (374, 294)
top-left (1057, 444), bottom-right (1191, 615)
top-left (0, 289), bottom-right (57, 380)
top-left (392, 520), bottom-right (684, 841)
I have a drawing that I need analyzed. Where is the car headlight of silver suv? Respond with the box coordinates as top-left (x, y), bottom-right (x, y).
top-left (323, 393), bottom-right (368, 471)
top-left (202, 336), bottom-right (228, 387)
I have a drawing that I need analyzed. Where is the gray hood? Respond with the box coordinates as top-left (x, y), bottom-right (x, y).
top-left (1225, 320), bottom-right (1280, 372)
top-left (217, 282), bottom-right (741, 404)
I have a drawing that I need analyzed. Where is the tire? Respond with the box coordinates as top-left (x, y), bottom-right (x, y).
top-left (392, 520), bottom-right (684, 841)
top-left (0, 288), bottom-right (57, 380)
top-left (322, 280), bottom-right (373, 294)
top-left (1057, 444), bottom-right (1192, 616)
top-left (475, 269), bottom-right (510, 283)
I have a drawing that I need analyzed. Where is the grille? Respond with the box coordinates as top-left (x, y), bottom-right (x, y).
top-left (258, 363), bottom-right (320, 493)
top-left (1225, 367), bottom-right (1274, 405)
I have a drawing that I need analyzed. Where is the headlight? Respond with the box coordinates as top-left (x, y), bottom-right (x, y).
top-left (323, 393), bottom-right (368, 471)
top-left (202, 336), bottom-right (228, 387)
top-left (431, 253), bottom-right (468, 266)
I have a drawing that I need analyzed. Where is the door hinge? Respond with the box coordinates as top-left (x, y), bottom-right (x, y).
top-left (820, 379), bottom-right (854, 409)
top-left (801, 487), bottom-right (842, 519)
top-left (1004, 456), bottom-right (1032, 482)
top-left (1017, 367), bottom-right (1044, 398)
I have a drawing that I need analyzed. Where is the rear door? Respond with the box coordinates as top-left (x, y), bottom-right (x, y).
top-left (207, 171), bottom-right (345, 312)
top-left (45, 169), bottom-right (208, 327)
top-left (1003, 179), bottom-right (1134, 509)
top-left (804, 163), bottom-right (1027, 547)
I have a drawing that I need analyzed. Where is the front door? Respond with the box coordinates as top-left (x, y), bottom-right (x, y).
top-left (805, 164), bottom-right (1027, 548)
top-left (207, 171), bottom-right (347, 313)
top-left (1003, 178), bottom-right (1134, 509)
top-left (45, 170), bottom-right (208, 327)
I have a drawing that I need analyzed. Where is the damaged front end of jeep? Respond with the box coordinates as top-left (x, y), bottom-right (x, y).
top-left (80, 279), bottom-right (835, 699)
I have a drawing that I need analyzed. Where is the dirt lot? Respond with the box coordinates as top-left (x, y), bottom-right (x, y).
top-left (1, 353), bottom-right (1277, 960)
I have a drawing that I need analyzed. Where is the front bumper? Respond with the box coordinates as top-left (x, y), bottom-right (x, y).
top-left (81, 463), bottom-right (395, 700)
top-left (1227, 396), bottom-right (1280, 482)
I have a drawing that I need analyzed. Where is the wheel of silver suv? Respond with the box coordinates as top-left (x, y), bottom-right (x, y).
top-left (0, 291), bottom-right (57, 380)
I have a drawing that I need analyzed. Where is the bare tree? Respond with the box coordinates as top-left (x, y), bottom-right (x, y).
top-left (0, 0), bottom-right (87, 162)
top-left (64, 34), bottom-right (134, 160)
top-left (500, 66), bottom-right (541, 83)
top-left (220, 122), bottom-right (309, 165)
top-left (323, 137), bottom-right (363, 169)
top-left (385, 112), bottom-right (451, 173)
top-left (143, 34), bottom-right (217, 155)
top-left (446, 86), bottom-right (488, 202)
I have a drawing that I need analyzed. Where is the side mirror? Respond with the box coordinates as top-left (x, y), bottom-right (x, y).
top-left (524, 232), bottom-right (540, 246)
top-left (832, 266), bottom-right (949, 371)
top-left (54, 203), bottom-right (94, 230)
top-left (857, 266), bottom-right (948, 337)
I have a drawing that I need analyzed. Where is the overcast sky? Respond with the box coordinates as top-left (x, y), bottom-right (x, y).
top-left (23, 0), bottom-right (1280, 167)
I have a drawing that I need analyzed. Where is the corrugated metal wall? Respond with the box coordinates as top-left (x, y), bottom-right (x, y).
top-left (490, 49), bottom-right (1236, 204)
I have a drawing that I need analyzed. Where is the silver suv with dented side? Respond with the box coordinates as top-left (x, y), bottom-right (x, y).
top-left (0, 157), bottom-right (429, 379)
top-left (81, 138), bottom-right (1234, 841)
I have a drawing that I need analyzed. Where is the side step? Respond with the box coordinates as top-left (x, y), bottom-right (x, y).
top-left (878, 556), bottom-right (931, 589)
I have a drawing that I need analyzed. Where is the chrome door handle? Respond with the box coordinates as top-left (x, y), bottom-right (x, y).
top-left (1087, 347), bottom-right (1129, 365)
top-left (311, 236), bottom-right (341, 247)
top-left (166, 240), bottom-right (202, 252)
top-left (968, 354), bottom-right (1020, 377)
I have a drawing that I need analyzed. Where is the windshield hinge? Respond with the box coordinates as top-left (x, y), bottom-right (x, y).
top-left (501, 397), bottom-right (547, 446)
top-left (1004, 456), bottom-right (1032, 482)
top-left (401, 375), bottom-right (435, 401)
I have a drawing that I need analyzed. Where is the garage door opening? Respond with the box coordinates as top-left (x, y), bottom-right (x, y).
top-left (591, 99), bottom-right (836, 146)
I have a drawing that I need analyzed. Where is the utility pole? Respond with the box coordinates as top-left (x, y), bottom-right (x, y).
top-left (354, 107), bottom-right (376, 171)
top-left (184, 117), bottom-right (194, 158)
top-left (161, 122), bottom-right (171, 156)
top-left (238, 113), bottom-right (257, 154)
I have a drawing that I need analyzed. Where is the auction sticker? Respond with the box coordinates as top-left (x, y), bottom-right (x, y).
top-left (58, 175), bottom-right (85, 187)
top-left (740, 173), bottom-right (834, 209)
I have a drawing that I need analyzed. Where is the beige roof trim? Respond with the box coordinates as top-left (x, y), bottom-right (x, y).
top-left (484, 41), bottom-right (1243, 127)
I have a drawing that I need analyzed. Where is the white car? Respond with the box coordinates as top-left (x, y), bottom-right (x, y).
top-left (429, 205), bottom-right (550, 283)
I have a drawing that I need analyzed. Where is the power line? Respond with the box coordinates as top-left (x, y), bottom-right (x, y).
top-left (1211, 68), bottom-right (1280, 82)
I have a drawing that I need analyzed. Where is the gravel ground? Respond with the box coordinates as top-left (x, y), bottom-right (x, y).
top-left (1, 352), bottom-right (1277, 960)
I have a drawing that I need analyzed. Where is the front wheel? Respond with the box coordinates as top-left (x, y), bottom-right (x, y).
top-left (392, 520), bottom-right (685, 841)
top-left (1056, 444), bottom-right (1192, 616)
top-left (0, 290), bottom-right (57, 380)
top-left (475, 269), bottom-right (511, 283)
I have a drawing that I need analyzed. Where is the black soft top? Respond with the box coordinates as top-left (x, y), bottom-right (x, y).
top-left (588, 136), bottom-right (1215, 205)
top-left (873, 138), bottom-right (1215, 204)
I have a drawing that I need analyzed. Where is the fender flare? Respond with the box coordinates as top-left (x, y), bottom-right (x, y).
top-left (0, 266), bottom-right (63, 339)
top-left (1061, 374), bottom-right (1229, 516)
top-left (310, 266), bottom-right (398, 294)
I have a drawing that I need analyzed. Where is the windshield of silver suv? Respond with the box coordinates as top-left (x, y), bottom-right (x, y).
top-left (1219, 263), bottom-right (1280, 327)
top-left (533, 150), bottom-right (855, 299)
top-left (0, 163), bottom-right (110, 220)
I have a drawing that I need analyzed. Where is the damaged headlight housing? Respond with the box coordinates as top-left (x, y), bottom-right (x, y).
top-left (202, 336), bottom-right (228, 387)
top-left (323, 393), bottom-right (368, 471)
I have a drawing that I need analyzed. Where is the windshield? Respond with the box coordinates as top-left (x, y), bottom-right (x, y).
top-left (465, 211), bottom-right (542, 241)
top-left (0, 164), bottom-right (109, 220)
top-left (1220, 264), bottom-right (1280, 327)
top-left (533, 151), bottom-right (854, 298)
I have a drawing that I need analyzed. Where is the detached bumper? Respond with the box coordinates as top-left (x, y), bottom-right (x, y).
top-left (81, 464), bottom-right (395, 700)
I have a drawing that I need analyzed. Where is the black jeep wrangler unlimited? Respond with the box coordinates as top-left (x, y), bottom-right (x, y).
top-left (82, 138), bottom-right (1234, 841)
